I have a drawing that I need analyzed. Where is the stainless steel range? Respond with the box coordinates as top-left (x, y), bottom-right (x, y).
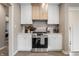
top-left (32, 32), bottom-right (48, 52)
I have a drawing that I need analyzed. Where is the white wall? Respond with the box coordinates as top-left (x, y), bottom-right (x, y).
top-left (9, 3), bottom-right (21, 55)
top-left (0, 4), bottom-right (5, 48)
top-left (13, 3), bottom-right (21, 53)
top-left (59, 4), bottom-right (69, 54)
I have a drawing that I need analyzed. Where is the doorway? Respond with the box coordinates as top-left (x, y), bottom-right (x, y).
top-left (0, 4), bottom-right (9, 56)
top-left (0, 3), bottom-right (12, 56)
top-left (4, 4), bottom-right (9, 56)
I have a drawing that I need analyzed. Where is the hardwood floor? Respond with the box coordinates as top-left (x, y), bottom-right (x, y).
top-left (0, 39), bottom-right (8, 56)
top-left (0, 47), bottom-right (69, 56)
top-left (0, 46), bottom-right (8, 56)
top-left (15, 51), bottom-right (68, 56)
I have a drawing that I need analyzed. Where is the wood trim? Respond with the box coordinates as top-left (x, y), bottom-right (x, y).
top-left (32, 3), bottom-right (48, 20)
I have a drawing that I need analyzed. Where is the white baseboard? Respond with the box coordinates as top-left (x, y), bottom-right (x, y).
top-left (48, 49), bottom-right (62, 51)
top-left (0, 46), bottom-right (7, 50)
top-left (62, 50), bottom-right (69, 55)
top-left (70, 52), bottom-right (79, 56)
top-left (18, 49), bottom-right (31, 51)
top-left (13, 50), bottom-right (18, 56)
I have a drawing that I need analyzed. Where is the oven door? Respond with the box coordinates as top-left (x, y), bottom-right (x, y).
top-left (32, 37), bottom-right (48, 48)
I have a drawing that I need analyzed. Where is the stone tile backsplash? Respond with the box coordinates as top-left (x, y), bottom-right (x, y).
top-left (33, 20), bottom-right (47, 32)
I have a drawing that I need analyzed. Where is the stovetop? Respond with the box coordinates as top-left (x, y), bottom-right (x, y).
top-left (32, 31), bottom-right (48, 38)
top-left (32, 33), bottom-right (48, 38)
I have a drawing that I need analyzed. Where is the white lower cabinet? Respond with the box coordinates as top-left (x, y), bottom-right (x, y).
top-left (17, 33), bottom-right (62, 51)
top-left (26, 36), bottom-right (32, 51)
top-left (48, 34), bottom-right (62, 51)
top-left (17, 33), bottom-right (32, 51)
top-left (18, 38), bottom-right (26, 50)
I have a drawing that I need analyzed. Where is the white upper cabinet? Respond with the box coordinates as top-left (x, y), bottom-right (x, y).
top-left (21, 3), bottom-right (32, 24)
top-left (48, 4), bottom-right (59, 24)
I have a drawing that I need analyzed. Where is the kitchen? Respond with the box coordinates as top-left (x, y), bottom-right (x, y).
top-left (0, 3), bottom-right (79, 56)
top-left (16, 3), bottom-right (62, 55)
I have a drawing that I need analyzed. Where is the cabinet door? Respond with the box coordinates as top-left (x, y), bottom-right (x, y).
top-left (42, 9), bottom-right (48, 20)
top-left (39, 6), bottom-right (43, 19)
top-left (57, 36), bottom-right (62, 50)
top-left (32, 4), bottom-right (48, 20)
top-left (25, 35), bottom-right (32, 51)
top-left (48, 35), bottom-right (62, 51)
top-left (21, 4), bottom-right (32, 24)
top-left (32, 5), bottom-right (40, 19)
top-left (39, 6), bottom-right (48, 20)
top-left (48, 36), bottom-right (57, 51)
top-left (48, 4), bottom-right (59, 24)
top-left (18, 38), bottom-right (26, 50)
